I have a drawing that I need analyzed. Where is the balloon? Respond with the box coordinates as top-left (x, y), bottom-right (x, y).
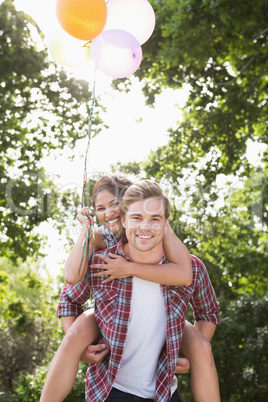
top-left (48, 28), bottom-right (91, 67)
top-left (56, 0), bottom-right (107, 41)
top-left (104, 0), bottom-right (155, 45)
top-left (90, 29), bottom-right (142, 78)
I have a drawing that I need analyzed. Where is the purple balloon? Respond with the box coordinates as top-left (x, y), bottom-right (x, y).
top-left (90, 29), bottom-right (142, 78)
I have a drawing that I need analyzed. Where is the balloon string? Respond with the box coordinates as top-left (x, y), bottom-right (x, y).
top-left (79, 78), bottom-right (97, 279)
top-left (79, 222), bottom-right (94, 277)
top-left (81, 79), bottom-right (96, 207)
top-left (83, 40), bottom-right (92, 48)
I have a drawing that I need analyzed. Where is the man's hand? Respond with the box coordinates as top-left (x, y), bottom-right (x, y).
top-left (175, 357), bottom-right (191, 374)
top-left (80, 343), bottom-right (109, 364)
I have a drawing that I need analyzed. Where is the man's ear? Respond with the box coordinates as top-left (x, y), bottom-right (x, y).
top-left (121, 213), bottom-right (126, 228)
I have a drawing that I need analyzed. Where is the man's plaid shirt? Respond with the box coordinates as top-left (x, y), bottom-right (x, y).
top-left (57, 239), bottom-right (219, 402)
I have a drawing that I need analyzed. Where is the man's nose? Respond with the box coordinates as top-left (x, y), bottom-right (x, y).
top-left (139, 220), bottom-right (151, 230)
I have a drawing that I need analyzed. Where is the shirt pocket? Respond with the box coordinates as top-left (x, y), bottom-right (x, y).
top-left (169, 289), bottom-right (189, 319)
top-left (93, 288), bottom-right (118, 324)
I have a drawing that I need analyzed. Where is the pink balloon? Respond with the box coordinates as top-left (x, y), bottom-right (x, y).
top-left (90, 29), bottom-right (142, 78)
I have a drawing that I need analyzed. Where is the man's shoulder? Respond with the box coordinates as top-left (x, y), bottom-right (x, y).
top-left (190, 254), bottom-right (205, 268)
top-left (189, 254), bottom-right (212, 286)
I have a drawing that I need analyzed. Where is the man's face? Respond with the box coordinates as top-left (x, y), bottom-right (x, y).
top-left (122, 197), bottom-right (166, 252)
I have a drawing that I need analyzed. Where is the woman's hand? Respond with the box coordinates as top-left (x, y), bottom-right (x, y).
top-left (91, 253), bottom-right (132, 283)
top-left (76, 207), bottom-right (94, 228)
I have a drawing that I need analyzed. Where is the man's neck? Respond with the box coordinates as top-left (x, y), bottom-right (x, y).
top-left (123, 242), bottom-right (164, 264)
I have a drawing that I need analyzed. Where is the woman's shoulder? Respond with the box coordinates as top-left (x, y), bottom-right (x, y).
top-left (99, 225), bottom-right (118, 248)
top-left (91, 227), bottom-right (105, 250)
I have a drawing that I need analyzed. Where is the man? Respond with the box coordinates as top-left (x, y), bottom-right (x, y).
top-left (57, 180), bottom-right (220, 401)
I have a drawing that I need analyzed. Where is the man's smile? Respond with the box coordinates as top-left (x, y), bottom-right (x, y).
top-left (136, 234), bottom-right (153, 239)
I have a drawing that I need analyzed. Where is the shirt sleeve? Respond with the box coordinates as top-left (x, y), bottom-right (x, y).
top-left (190, 255), bottom-right (220, 325)
top-left (57, 279), bottom-right (91, 318)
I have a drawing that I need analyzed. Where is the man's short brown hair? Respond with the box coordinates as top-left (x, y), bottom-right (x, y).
top-left (121, 180), bottom-right (171, 219)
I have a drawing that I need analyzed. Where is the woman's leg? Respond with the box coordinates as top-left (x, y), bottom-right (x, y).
top-left (179, 321), bottom-right (220, 402)
top-left (40, 308), bottom-right (100, 402)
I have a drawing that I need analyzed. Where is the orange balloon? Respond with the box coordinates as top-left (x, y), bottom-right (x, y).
top-left (56, 0), bottom-right (107, 41)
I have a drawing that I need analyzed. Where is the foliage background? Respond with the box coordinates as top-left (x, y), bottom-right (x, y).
top-left (0, 0), bottom-right (267, 401)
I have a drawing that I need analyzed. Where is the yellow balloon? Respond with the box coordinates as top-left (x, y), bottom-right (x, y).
top-left (48, 28), bottom-right (91, 67)
top-left (56, 0), bottom-right (107, 40)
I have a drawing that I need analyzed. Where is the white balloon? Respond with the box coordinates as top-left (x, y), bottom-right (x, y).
top-left (104, 0), bottom-right (155, 45)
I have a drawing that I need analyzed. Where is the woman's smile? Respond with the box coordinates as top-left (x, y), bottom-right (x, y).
top-left (106, 217), bottom-right (121, 225)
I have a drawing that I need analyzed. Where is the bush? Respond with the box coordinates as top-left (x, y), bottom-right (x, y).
top-left (10, 363), bottom-right (88, 402)
top-left (213, 297), bottom-right (268, 401)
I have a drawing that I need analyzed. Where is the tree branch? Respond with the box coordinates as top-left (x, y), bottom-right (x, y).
top-left (254, 27), bottom-right (268, 40)
top-left (216, 55), bottom-right (268, 87)
top-left (248, 68), bottom-right (268, 94)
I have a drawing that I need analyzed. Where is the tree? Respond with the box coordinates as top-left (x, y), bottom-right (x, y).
top-left (0, 0), bottom-right (103, 261)
top-left (161, 166), bottom-right (267, 401)
top-left (0, 257), bottom-right (92, 401)
top-left (0, 258), bottom-right (61, 393)
top-left (131, 0), bottom-right (268, 181)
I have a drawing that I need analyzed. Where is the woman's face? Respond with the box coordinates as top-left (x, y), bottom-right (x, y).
top-left (94, 189), bottom-right (123, 235)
